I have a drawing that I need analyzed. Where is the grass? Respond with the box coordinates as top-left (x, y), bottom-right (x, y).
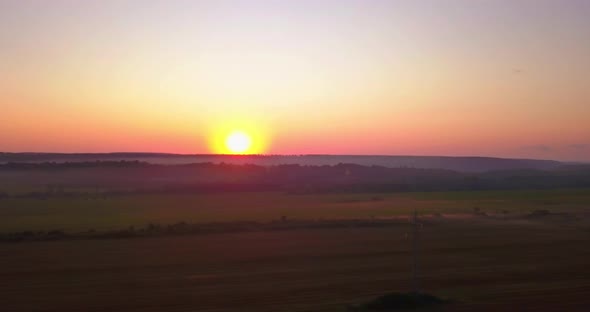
top-left (1, 221), bottom-right (589, 311)
top-left (1, 188), bottom-right (589, 232)
top-left (1, 188), bottom-right (589, 311)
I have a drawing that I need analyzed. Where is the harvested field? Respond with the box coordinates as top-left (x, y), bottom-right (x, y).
top-left (1, 218), bottom-right (590, 311)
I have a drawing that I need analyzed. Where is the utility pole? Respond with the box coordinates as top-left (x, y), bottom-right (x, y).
top-left (412, 207), bottom-right (420, 295)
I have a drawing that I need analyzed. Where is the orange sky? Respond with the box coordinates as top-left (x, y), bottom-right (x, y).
top-left (1, 1), bottom-right (589, 161)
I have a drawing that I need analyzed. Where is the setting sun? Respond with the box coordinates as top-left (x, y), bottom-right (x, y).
top-left (225, 131), bottom-right (252, 154)
top-left (208, 121), bottom-right (270, 155)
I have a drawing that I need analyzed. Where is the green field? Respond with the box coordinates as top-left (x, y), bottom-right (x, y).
top-left (1, 188), bottom-right (590, 311)
top-left (1, 188), bottom-right (589, 232)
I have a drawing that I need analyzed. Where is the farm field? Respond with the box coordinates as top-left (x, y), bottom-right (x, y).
top-left (1, 220), bottom-right (590, 311)
top-left (1, 188), bottom-right (589, 232)
top-left (1, 188), bottom-right (590, 311)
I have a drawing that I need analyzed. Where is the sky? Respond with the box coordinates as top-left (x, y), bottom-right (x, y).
top-left (1, 0), bottom-right (589, 161)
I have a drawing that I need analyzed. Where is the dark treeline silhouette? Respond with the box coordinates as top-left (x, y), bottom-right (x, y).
top-left (1, 161), bottom-right (590, 197)
top-left (0, 160), bottom-right (147, 169)
top-left (0, 218), bottom-right (414, 243)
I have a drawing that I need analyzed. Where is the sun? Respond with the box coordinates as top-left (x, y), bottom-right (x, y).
top-left (225, 131), bottom-right (252, 154)
top-left (209, 122), bottom-right (269, 154)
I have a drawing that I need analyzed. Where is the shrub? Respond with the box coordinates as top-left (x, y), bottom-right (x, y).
top-left (351, 292), bottom-right (446, 311)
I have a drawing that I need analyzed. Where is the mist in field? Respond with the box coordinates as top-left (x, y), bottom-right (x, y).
top-left (0, 152), bottom-right (565, 172)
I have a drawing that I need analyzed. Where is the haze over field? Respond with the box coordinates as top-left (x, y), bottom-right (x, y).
top-left (0, 152), bottom-right (565, 172)
top-left (1, 0), bottom-right (589, 160)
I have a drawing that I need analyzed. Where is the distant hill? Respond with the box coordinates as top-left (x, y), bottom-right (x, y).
top-left (0, 152), bottom-right (562, 173)
top-left (1, 161), bottom-right (589, 196)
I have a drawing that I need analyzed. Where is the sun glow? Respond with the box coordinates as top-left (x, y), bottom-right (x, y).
top-left (225, 131), bottom-right (253, 154)
top-left (208, 119), bottom-right (270, 155)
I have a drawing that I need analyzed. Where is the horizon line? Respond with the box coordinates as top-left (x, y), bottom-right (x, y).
top-left (0, 151), bottom-right (578, 163)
